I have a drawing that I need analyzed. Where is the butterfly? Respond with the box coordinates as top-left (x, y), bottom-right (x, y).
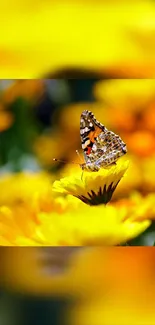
top-left (53, 110), bottom-right (127, 172)
top-left (79, 110), bottom-right (127, 172)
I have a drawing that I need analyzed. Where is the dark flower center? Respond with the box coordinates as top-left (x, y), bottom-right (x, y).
top-left (75, 181), bottom-right (120, 206)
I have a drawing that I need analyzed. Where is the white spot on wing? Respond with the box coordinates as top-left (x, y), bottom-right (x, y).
top-left (92, 144), bottom-right (97, 152)
top-left (80, 129), bottom-right (85, 135)
top-left (82, 140), bottom-right (90, 149)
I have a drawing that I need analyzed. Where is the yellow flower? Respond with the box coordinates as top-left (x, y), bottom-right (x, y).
top-left (57, 204), bottom-right (151, 246)
top-left (0, 197), bottom-right (151, 246)
top-left (0, 172), bottom-right (54, 208)
top-left (0, 172), bottom-right (83, 219)
top-left (0, 170), bottom-right (153, 247)
top-left (52, 160), bottom-right (129, 206)
top-left (113, 191), bottom-right (155, 222)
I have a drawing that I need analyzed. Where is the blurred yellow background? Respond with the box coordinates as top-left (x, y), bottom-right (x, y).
top-left (1, 0), bottom-right (155, 78)
top-left (1, 247), bottom-right (155, 325)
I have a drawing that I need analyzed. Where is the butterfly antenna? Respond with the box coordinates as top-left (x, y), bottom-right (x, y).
top-left (53, 158), bottom-right (80, 166)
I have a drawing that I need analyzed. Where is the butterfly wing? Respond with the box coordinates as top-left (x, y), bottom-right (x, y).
top-left (95, 130), bottom-right (127, 166)
top-left (80, 110), bottom-right (127, 166)
top-left (80, 110), bottom-right (105, 163)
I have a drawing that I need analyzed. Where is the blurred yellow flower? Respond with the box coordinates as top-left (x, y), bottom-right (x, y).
top-left (1, 1), bottom-right (155, 77)
top-left (142, 156), bottom-right (155, 192)
top-left (1, 247), bottom-right (85, 296)
top-left (0, 110), bottom-right (13, 131)
top-left (94, 79), bottom-right (155, 111)
top-left (126, 130), bottom-right (155, 157)
top-left (70, 248), bottom-right (155, 325)
top-left (34, 131), bottom-right (79, 168)
top-left (99, 107), bottom-right (135, 133)
top-left (143, 102), bottom-right (155, 133)
top-left (58, 103), bottom-right (108, 134)
top-left (112, 155), bottom-right (142, 199)
top-left (1, 80), bottom-right (44, 104)
top-left (0, 197), bottom-right (151, 246)
top-left (52, 160), bottom-right (129, 205)
top-left (0, 172), bottom-right (54, 209)
top-left (113, 191), bottom-right (155, 221)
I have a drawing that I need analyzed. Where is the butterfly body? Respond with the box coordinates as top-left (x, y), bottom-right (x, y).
top-left (80, 110), bottom-right (127, 172)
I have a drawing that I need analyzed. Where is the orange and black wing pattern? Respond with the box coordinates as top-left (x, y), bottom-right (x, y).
top-left (80, 110), bottom-right (105, 157)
